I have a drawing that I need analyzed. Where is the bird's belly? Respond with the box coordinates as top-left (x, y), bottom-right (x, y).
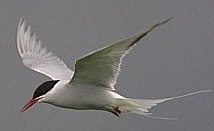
top-left (48, 88), bottom-right (118, 110)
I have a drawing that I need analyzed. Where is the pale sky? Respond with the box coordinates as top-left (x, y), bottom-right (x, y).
top-left (0, 0), bottom-right (213, 131)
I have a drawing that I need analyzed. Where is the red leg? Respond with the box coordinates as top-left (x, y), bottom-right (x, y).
top-left (111, 107), bottom-right (121, 117)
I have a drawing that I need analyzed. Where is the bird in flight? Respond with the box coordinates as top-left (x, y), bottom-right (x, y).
top-left (17, 18), bottom-right (211, 119)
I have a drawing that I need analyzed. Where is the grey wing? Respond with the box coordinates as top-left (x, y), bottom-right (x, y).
top-left (70, 18), bottom-right (172, 90)
top-left (16, 19), bottom-right (73, 80)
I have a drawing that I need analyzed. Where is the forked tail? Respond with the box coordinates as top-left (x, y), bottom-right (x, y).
top-left (116, 90), bottom-right (211, 120)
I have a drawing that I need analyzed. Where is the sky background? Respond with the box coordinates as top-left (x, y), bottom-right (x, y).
top-left (0, 0), bottom-right (213, 131)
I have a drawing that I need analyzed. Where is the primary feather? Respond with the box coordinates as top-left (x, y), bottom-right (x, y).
top-left (70, 18), bottom-right (172, 89)
top-left (16, 19), bottom-right (73, 80)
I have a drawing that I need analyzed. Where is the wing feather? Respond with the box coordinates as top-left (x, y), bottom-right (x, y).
top-left (16, 19), bottom-right (73, 80)
top-left (70, 18), bottom-right (172, 89)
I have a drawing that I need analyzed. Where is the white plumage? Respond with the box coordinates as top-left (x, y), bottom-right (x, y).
top-left (18, 18), bottom-right (211, 119)
top-left (17, 20), bottom-right (73, 80)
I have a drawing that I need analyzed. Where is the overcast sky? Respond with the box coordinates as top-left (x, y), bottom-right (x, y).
top-left (0, 0), bottom-right (213, 131)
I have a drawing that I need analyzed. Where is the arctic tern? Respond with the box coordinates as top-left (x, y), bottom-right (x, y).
top-left (18, 18), bottom-right (211, 119)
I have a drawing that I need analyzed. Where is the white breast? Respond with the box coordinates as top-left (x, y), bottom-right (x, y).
top-left (42, 80), bottom-right (124, 110)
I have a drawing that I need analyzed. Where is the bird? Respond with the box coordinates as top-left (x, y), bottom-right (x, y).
top-left (17, 18), bottom-right (211, 119)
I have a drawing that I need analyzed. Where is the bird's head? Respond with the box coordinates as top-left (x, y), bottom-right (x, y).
top-left (21, 80), bottom-right (60, 112)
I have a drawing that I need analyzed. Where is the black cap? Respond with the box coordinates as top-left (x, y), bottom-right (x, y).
top-left (33, 80), bottom-right (60, 99)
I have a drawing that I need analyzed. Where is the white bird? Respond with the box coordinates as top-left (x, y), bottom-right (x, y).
top-left (18, 18), bottom-right (211, 119)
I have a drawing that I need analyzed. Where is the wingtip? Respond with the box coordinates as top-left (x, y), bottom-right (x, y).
top-left (145, 17), bottom-right (173, 35)
top-left (19, 17), bottom-right (24, 23)
top-left (19, 17), bottom-right (24, 26)
top-left (152, 17), bottom-right (173, 28)
top-left (18, 17), bottom-right (27, 30)
top-left (162, 17), bottom-right (173, 25)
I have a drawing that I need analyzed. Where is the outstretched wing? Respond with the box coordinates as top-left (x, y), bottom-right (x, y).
top-left (16, 19), bottom-right (73, 80)
top-left (70, 18), bottom-right (171, 90)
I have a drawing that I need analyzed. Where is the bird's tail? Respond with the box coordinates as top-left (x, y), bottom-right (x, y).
top-left (116, 90), bottom-right (211, 120)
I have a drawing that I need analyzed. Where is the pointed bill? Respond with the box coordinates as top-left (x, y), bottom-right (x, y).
top-left (21, 97), bottom-right (42, 112)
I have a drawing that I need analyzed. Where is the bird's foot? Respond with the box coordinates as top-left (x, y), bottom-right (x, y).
top-left (112, 107), bottom-right (121, 117)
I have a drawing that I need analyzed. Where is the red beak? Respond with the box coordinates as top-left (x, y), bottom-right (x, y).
top-left (21, 98), bottom-right (41, 112)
